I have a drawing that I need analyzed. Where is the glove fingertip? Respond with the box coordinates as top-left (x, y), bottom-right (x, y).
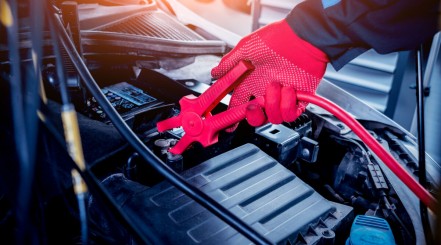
top-left (211, 60), bottom-right (242, 79)
top-left (265, 82), bottom-right (283, 124)
top-left (246, 104), bottom-right (266, 127)
top-left (211, 64), bottom-right (228, 79)
top-left (211, 48), bottom-right (243, 79)
top-left (281, 87), bottom-right (297, 122)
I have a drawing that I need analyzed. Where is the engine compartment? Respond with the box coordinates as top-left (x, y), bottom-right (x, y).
top-left (40, 61), bottom-right (421, 244)
top-left (0, 49), bottom-right (427, 245)
top-left (0, 1), bottom-right (438, 244)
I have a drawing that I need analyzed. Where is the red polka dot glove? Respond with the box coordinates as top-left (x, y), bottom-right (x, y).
top-left (211, 19), bottom-right (328, 131)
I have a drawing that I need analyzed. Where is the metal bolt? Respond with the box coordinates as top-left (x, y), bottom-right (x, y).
top-left (302, 148), bottom-right (310, 158)
top-left (154, 139), bottom-right (170, 148)
top-left (185, 81), bottom-right (195, 87)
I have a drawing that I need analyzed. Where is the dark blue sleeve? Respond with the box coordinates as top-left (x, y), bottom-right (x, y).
top-left (286, 0), bottom-right (440, 70)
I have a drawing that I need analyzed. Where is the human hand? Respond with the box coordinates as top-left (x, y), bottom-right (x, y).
top-left (211, 19), bottom-right (328, 130)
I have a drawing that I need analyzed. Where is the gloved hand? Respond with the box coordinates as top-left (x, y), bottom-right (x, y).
top-left (211, 19), bottom-right (328, 130)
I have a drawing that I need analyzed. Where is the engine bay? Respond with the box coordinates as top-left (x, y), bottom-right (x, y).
top-left (0, 1), bottom-right (438, 244)
top-left (36, 61), bottom-right (425, 244)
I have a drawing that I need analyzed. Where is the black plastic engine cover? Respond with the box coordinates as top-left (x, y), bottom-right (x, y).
top-left (101, 144), bottom-right (353, 244)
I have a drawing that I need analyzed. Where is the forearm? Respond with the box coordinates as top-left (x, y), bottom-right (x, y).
top-left (287, 0), bottom-right (440, 70)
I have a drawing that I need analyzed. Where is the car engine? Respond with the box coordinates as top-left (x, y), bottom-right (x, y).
top-left (0, 1), bottom-right (438, 244)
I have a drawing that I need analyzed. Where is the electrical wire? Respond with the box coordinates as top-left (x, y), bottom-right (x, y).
top-left (296, 92), bottom-right (438, 212)
top-left (26, 0), bottom-right (44, 163)
top-left (49, 8), bottom-right (272, 245)
top-left (38, 104), bottom-right (157, 244)
top-left (48, 13), bottom-right (70, 106)
top-left (72, 170), bottom-right (88, 245)
top-left (21, 5), bottom-right (47, 243)
top-left (4, 0), bottom-right (34, 243)
top-left (46, 6), bottom-right (169, 245)
top-left (48, 8), bottom-right (88, 244)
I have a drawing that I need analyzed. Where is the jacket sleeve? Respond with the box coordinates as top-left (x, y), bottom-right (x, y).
top-left (286, 0), bottom-right (440, 70)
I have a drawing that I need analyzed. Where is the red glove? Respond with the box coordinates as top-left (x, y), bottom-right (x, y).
top-left (211, 19), bottom-right (328, 130)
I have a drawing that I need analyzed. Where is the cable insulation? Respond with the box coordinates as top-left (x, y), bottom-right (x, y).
top-left (5, 0), bottom-right (33, 243)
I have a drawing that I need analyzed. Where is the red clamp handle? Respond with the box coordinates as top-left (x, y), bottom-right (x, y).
top-left (157, 60), bottom-right (255, 154)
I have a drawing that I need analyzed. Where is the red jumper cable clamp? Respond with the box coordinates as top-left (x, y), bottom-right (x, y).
top-left (157, 60), bottom-right (261, 155)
